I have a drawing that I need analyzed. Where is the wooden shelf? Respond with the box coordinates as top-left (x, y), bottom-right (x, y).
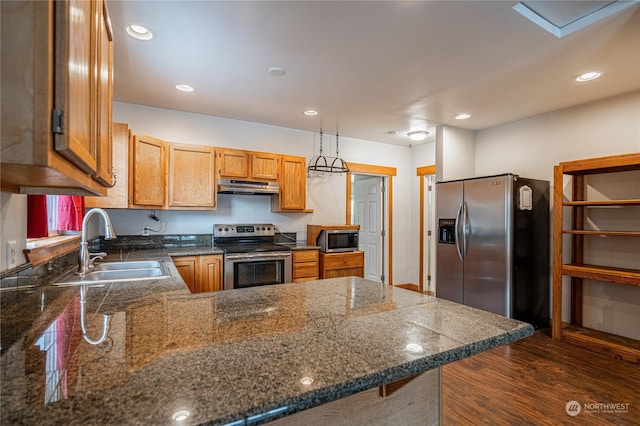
top-left (562, 325), bottom-right (640, 364)
top-left (563, 199), bottom-right (640, 206)
top-left (552, 153), bottom-right (640, 364)
top-left (562, 230), bottom-right (640, 237)
top-left (559, 152), bottom-right (640, 175)
top-left (561, 263), bottom-right (640, 286)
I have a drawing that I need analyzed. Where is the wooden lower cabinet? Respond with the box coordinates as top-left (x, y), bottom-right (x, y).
top-left (292, 249), bottom-right (319, 282)
top-left (319, 251), bottom-right (364, 279)
top-left (172, 254), bottom-right (223, 293)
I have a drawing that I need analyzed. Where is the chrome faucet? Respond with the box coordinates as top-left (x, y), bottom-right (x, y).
top-left (78, 208), bottom-right (117, 276)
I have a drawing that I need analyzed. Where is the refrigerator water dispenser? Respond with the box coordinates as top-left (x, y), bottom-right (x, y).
top-left (438, 219), bottom-right (456, 244)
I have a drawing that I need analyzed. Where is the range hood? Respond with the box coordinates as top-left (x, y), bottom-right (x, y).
top-left (217, 179), bottom-right (280, 195)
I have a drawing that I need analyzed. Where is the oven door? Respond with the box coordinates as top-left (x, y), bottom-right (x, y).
top-left (224, 252), bottom-right (292, 290)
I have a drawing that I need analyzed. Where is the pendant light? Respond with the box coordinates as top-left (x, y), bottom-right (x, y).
top-left (307, 128), bottom-right (350, 175)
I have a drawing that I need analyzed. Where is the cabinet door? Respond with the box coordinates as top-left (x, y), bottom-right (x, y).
top-left (168, 144), bottom-right (216, 209)
top-left (278, 155), bottom-right (307, 211)
top-left (54, 0), bottom-right (98, 174)
top-left (93, 0), bottom-right (114, 186)
top-left (251, 153), bottom-right (279, 181)
top-left (86, 123), bottom-right (129, 208)
top-left (198, 255), bottom-right (223, 293)
top-left (217, 148), bottom-right (249, 179)
top-left (130, 133), bottom-right (166, 207)
top-left (173, 256), bottom-right (197, 293)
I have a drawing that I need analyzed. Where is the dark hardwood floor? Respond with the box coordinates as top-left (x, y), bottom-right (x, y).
top-left (442, 330), bottom-right (640, 425)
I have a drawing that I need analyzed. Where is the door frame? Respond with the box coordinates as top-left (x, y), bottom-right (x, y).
top-left (345, 162), bottom-right (396, 285)
top-left (417, 165), bottom-right (436, 293)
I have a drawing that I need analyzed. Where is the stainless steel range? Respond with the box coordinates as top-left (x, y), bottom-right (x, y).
top-left (214, 224), bottom-right (292, 290)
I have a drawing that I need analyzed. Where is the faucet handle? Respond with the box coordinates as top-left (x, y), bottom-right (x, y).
top-left (88, 252), bottom-right (107, 268)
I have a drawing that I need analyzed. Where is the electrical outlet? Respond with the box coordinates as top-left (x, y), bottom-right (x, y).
top-left (6, 241), bottom-right (16, 268)
top-left (142, 226), bottom-right (150, 237)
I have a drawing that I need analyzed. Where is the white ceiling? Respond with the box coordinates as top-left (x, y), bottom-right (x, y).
top-left (107, 1), bottom-right (640, 147)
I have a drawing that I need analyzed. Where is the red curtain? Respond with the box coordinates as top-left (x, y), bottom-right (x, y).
top-left (27, 195), bottom-right (48, 238)
top-left (57, 196), bottom-right (85, 230)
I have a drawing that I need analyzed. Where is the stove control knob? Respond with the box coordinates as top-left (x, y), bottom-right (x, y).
top-left (267, 227), bottom-right (271, 230)
top-left (224, 227), bottom-right (229, 231)
top-left (217, 227), bottom-right (222, 231)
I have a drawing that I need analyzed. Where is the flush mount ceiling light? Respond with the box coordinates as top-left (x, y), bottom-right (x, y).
top-left (576, 71), bottom-right (602, 82)
top-left (125, 24), bottom-right (154, 40)
top-left (175, 84), bottom-right (194, 92)
top-left (268, 66), bottom-right (286, 77)
top-left (407, 130), bottom-right (429, 141)
top-left (303, 110), bottom-right (318, 116)
top-left (455, 113), bottom-right (471, 120)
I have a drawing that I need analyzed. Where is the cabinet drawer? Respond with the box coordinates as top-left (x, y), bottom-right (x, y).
top-left (324, 267), bottom-right (364, 279)
top-left (293, 262), bottom-right (318, 278)
top-left (321, 252), bottom-right (364, 269)
top-left (293, 250), bottom-right (319, 263)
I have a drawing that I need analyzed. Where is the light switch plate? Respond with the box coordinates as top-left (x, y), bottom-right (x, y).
top-left (6, 241), bottom-right (16, 268)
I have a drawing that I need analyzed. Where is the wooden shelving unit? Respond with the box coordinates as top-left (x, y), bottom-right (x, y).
top-left (552, 152), bottom-right (640, 364)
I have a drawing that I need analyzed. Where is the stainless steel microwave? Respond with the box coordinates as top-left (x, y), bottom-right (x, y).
top-left (318, 229), bottom-right (359, 253)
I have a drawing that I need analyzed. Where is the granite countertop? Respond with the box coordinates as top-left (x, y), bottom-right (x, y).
top-left (1, 250), bottom-right (534, 425)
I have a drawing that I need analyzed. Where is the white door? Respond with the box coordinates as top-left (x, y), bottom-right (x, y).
top-left (424, 174), bottom-right (436, 292)
top-left (353, 175), bottom-right (383, 282)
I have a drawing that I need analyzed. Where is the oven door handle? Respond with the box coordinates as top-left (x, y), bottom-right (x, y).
top-left (224, 252), bottom-right (292, 261)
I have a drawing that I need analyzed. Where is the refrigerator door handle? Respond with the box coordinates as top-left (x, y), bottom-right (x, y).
top-left (463, 202), bottom-right (470, 257)
top-left (455, 203), bottom-right (464, 260)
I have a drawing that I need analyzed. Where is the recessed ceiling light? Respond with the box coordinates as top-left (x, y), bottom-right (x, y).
top-left (407, 130), bottom-right (429, 141)
top-left (175, 84), bottom-right (194, 92)
top-left (268, 67), bottom-right (286, 77)
top-left (575, 71), bottom-right (601, 82)
top-left (125, 24), bottom-right (154, 41)
top-left (387, 130), bottom-right (398, 135)
top-left (455, 113), bottom-right (471, 120)
top-left (303, 110), bottom-right (318, 116)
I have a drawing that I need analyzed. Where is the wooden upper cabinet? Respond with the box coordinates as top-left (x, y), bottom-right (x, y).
top-left (251, 152), bottom-right (279, 181)
top-left (168, 144), bottom-right (216, 209)
top-left (93, 0), bottom-right (114, 186)
top-left (274, 155), bottom-right (307, 211)
top-left (129, 133), bottom-right (166, 208)
top-left (86, 122), bottom-right (129, 208)
top-left (53, 0), bottom-right (97, 174)
top-left (217, 148), bottom-right (249, 179)
top-left (217, 148), bottom-right (279, 181)
top-left (0, 0), bottom-right (111, 195)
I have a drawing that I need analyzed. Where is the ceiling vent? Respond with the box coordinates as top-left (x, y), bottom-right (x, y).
top-left (513, 1), bottom-right (639, 38)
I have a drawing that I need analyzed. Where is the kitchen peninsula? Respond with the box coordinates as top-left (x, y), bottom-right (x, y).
top-left (1, 251), bottom-right (533, 425)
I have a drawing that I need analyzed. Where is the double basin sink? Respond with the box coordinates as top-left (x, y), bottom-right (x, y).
top-left (54, 260), bottom-right (170, 286)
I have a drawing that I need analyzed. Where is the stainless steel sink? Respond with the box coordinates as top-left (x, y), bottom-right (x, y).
top-left (92, 260), bottom-right (162, 271)
top-left (53, 260), bottom-right (170, 286)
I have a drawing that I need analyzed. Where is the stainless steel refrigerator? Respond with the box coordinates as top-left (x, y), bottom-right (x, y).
top-left (435, 174), bottom-right (549, 327)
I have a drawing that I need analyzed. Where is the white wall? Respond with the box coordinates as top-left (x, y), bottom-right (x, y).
top-left (0, 192), bottom-right (28, 270)
top-left (112, 102), bottom-right (418, 284)
top-left (435, 125), bottom-right (475, 182)
top-left (475, 90), bottom-right (640, 339)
